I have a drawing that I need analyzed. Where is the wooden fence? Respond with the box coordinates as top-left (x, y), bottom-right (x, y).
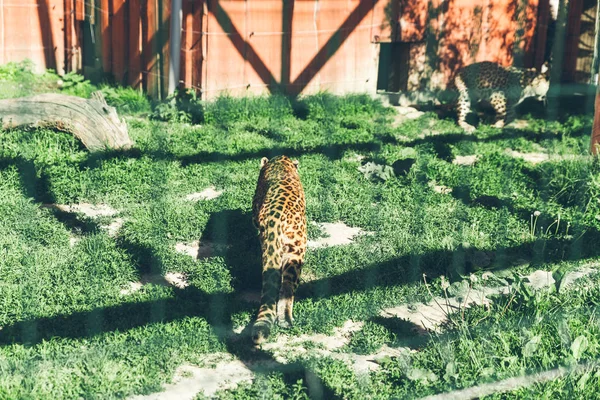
top-left (0, 0), bottom-right (594, 100)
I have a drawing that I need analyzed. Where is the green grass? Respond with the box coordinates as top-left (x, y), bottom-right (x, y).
top-left (0, 62), bottom-right (600, 398)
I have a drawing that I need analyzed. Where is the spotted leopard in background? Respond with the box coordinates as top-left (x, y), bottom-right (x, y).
top-left (447, 61), bottom-right (550, 132)
top-left (251, 155), bottom-right (307, 345)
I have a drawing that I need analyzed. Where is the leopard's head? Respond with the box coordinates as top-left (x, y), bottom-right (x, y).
top-left (260, 156), bottom-right (299, 170)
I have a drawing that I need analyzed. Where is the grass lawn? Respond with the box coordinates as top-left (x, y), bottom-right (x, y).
top-left (1, 61), bottom-right (600, 399)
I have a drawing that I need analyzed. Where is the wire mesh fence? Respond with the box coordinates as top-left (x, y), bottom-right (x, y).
top-left (0, 0), bottom-right (599, 399)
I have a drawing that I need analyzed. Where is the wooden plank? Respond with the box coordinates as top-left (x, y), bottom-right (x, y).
top-left (64, 0), bottom-right (73, 73)
top-left (200, 0), bottom-right (208, 96)
top-left (563, 0), bottom-right (584, 82)
top-left (161, 0), bottom-right (171, 97)
top-left (144, 0), bottom-right (159, 97)
top-left (180, 0), bottom-right (202, 91)
top-left (129, 0), bottom-right (142, 87)
top-left (111, 0), bottom-right (127, 83)
top-left (180, 0), bottom-right (192, 86)
top-left (534, 0), bottom-right (550, 69)
top-left (75, 0), bottom-right (85, 21)
top-left (100, 0), bottom-right (111, 73)
top-left (521, 0), bottom-right (540, 67)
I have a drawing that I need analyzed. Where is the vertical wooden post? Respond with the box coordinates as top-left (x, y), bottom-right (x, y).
top-left (101, 0), bottom-right (112, 73)
top-left (111, 0), bottom-right (127, 84)
top-left (590, 2), bottom-right (600, 155)
top-left (534, 0), bottom-right (550, 69)
top-left (180, 0), bottom-right (201, 90)
top-left (160, 0), bottom-right (171, 98)
top-left (144, 0), bottom-right (159, 98)
top-left (64, 0), bottom-right (73, 73)
top-left (129, 0), bottom-right (142, 88)
top-left (563, 0), bottom-right (583, 82)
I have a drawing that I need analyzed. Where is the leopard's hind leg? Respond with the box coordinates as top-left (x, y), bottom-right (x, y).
top-left (455, 75), bottom-right (476, 133)
top-left (490, 91), bottom-right (508, 128)
top-left (277, 249), bottom-right (304, 328)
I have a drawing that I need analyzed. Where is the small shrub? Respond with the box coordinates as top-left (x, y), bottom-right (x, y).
top-left (152, 88), bottom-right (204, 123)
top-left (100, 86), bottom-right (151, 115)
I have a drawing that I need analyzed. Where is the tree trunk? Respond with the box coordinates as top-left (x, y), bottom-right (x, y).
top-left (0, 91), bottom-right (132, 151)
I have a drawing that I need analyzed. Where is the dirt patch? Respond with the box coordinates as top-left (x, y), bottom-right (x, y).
top-left (391, 106), bottom-right (425, 127)
top-left (330, 345), bottom-right (411, 376)
top-left (174, 241), bottom-right (200, 258)
top-left (429, 181), bottom-right (452, 194)
top-left (506, 119), bottom-right (531, 130)
top-left (174, 240), bottom-right (228, 260)
top-left (308, 222), bottom-right (369, 249)
top-left (42, 203), bottom-right (124, 237)
top-left (105, 217), bottom-right (124, 237)
top-left (44, 202), bottom-right (118, 218)
top-left (505, 150), bottom-right (549, 164)
top-left (164, 272), bottom-right (189, 289)
top-left (128, 354), bottom-right (256, 400)
top-left (120, 281), bottom-right (143, 295)
top-left (261, 320), bottom-right (364, 363)
top-left (380, 268), bottom-right (595, 333)
top-left (345, 154), bottom-right (366, 163)
top-left (452, 155), bottom-right (478, 166)
top-left (185, 187), bottom-right (223, 201)
top-left (120, 272), bottom-right (189, 295)
top-left (259, 320), bottom-right (411, 376)
top-left (525, 270), bottom-right (554, 290)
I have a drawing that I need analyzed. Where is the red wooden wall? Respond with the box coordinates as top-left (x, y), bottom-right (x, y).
top-left (0, 0), bottom-right (588, 99)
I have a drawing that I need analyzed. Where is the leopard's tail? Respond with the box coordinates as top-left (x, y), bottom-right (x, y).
top-left (252, 223), bottom-right (283, 345)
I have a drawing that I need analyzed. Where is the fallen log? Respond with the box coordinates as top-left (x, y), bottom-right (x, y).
top-left (0, 91), bottom-right (132, 151)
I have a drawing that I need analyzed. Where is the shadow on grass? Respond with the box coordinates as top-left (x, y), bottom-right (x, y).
top-left (72, 118), bottom-right (591, 172)
top-left (199, 209), bottom-right (263, 292)
top-left (1, 225), bottom-right (598, 347)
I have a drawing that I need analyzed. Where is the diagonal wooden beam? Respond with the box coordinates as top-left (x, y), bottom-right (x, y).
top-left (206, 0), bottom-right (378, 96)
top-left (290, 0), bottom-right (379, 95)
top-left (210, 0), bottom-right (278, 90)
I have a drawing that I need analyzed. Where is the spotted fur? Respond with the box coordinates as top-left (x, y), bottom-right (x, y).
top-left (251, 155), bottom-right (307, 345)
top-left (447, 61), bottom-right (550, 132)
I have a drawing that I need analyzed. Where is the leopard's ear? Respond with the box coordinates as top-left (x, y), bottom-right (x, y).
top-left (260, 157), bottom-right (269, 168)
top-left (541, 61), bottom-right (549, 75)
top-left (292, 159), bottom-right (299, 168)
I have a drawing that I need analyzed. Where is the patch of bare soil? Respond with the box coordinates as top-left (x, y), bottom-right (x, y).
top-left (391, 106), bottom-right (425, 127)
top-left (128, 354), bottom-right (256, 400)
top-left (120, 272), bottom-right (189, 295)
top-left (380, 267), bottom-right (596, 333)
top-left (184, 187), bottom-right (223, 201)
top-left (44, 202), bottom-right (118, 217)
top-left (505, 149), bottom-right (549, 164)
top-left (42, 203), bottom-right (124, 237)
top-left (452, 155), bottom-right (478, 166)
top-left (307, 222), bottom-right (370, 249)
top-left (174, 240), bottom-right (230, 260)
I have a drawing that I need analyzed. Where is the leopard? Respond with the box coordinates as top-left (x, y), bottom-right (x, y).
top-left (250, 155), bottom-right (307, 345)
top-left (445, 61), bottom-right (550, 132)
